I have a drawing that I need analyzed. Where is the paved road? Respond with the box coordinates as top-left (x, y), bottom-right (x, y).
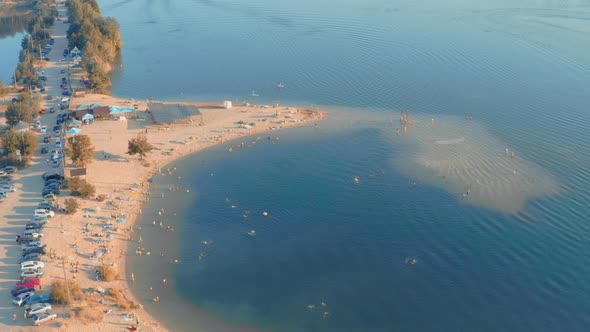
top-left (0, 3), bottom-right (72, 329)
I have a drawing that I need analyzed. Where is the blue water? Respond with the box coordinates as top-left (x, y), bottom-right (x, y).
top-left (0, 32), bottom-right (23, 84)
top-left (96, 0), bottom-right (590, 331)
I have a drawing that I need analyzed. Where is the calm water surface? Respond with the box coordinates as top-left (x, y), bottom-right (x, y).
top-left (96, 0), bottom-right (590, 331)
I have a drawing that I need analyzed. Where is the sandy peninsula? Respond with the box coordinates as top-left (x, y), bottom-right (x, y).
top-left (0, 2), bottom-right (323, 331)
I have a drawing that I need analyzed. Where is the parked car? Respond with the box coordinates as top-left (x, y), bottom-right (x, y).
top-left (31, 311), bottom-right (56, 326)
top-left (38, 202), bottom-right (57, 210)
top-left (0, 184), bottom-right (16, 192)
top-left (41, 147), bottom-right (49, 154)
top-left (26, 221), bottom-right (45, 229)
top-left (22, 230), bottom-right (44, 239)
top-left (43, 187), bottom-right (60, 195)
top-left (43, 136), bottom-right (51, 143)
top-left (20, 253), bottom-right (42, 264)
top-left (42, 193), bottom-right (57, 201)
top-left (22, 247), bottom-right (46, 256)
top-left (42, 172), bottom-right (64, 181)
top-left (12, 291), bottom-right (35, 306)
top-left (21, 268), bottom-right (44, 278)
top-left (21, 241), bottom-right (43, 250)
top-left (39, 109), bottom-right (47, 114)
top-left (32, 216), bottom-right (49, 224)
top-left (2, 166), bottom-right (17, 174)
top-left (40, 126), bottom-right (47, 133)
top-left (25, 303), bottom-right (52, 318)
top-left (21, 261), bottom-right (45, 270)
top-left (0, 195), bottom-right (5, 202)
top-left (0, 175), bottom-right (13, 181)
top-left (25, 294), bottom-right (50, 306)
top-left (17, 235), bottom-right (37, 244)
top-left (41, 183), bottom-right (61, 191)
top-left (34, 209), bottom-right (55, 218)
top-left (11, 286), bottom-right (34, 297)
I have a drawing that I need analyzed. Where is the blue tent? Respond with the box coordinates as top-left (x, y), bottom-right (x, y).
top-left (109, 106), bottom-right (133, 114)
top-left (67, 128), bottom-right (81, 134)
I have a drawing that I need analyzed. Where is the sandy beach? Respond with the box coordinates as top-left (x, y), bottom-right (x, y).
top-left (0, 2), bottom-right (323, 331)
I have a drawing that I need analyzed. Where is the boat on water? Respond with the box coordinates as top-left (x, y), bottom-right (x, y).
top-left (276, 82), bottom-right (285, 89)
top-left (251, 90), bottom-right (259, 97)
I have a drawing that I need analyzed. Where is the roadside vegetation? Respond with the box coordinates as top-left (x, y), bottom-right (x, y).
top-left (2, 128), bottom-right (38, 165)
top-left (65, 177), bottom-right (96, 198)
top-left (66, 0), bottom-right (122, 94)
top-left (5, 92), bottom-right (41, 126)
top-left (14, 0), bottom-right (57, 87)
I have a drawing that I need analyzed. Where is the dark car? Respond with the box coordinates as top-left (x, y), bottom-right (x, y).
top-left (39, 76), bottom-right (47, 81)
top-left (2, 166), bottom-right (17, 174)
top-left (20, 253), bottom-right (41, 263)
top-left (62, 90), bottom-right (70, 96)
top-left (22, 248), bottom-right (46, 256)
top-left (17, 235), bottom-right (38, 244)
top-left (41, 147), bottom-right (49, 154)
top-left (53, 125), bottom-right (61, 131)
top-left (26, 222), bottom-right (45, 230)
top-left (11, 286), bottom-right (35, 297)
top-left (0, 175), bottom-right (13, 181)
top-left (42, 172), bottom-right (64, 181)
top-left (43, 136), bottom-right (51, 143)
top-left (42, 189), bottom-right (60, 196)
top-left (44, 181), bottom-right (62, 188)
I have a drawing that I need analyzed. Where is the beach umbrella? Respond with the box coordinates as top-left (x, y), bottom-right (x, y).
top-left (66, 128), bottom-right (81, 134)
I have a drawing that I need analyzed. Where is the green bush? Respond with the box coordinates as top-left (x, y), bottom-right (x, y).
top-left (64, 198), bottom-right (79, 214)
top-left (50, 280), bottom-right (83, 304)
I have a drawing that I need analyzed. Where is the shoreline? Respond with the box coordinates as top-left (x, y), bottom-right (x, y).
top-left (70, 93), bottom-right (324, 332)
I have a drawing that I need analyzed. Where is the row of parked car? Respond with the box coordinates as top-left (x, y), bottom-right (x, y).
top-left (10, 169), bottom-right (61, 325)
top-left (0, 166), bottom-right (18, 203)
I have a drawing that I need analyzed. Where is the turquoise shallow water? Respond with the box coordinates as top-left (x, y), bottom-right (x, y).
top-left (98, 0), bottom-right (590, 331)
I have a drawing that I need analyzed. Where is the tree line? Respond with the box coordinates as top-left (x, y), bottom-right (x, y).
top-left (13, 0), bottom-right (57, 87)
top-left (66, 0), bottom-right (122, 94)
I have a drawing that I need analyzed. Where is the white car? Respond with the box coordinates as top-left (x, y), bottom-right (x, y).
top-left (25, 303), bottom-right (52, 318)
top-left (34, 209), bottom-right (55, 218)
top-left (21, 268), bottom-right (44, 278)
top-left (23, 229), bottom-right (44, 238)
top-left (40, 126), bottom-right (47, 133)
top-left (32, 311), bottom-right (57, 326)
top-left (21, 261), bottom-right (45, 270)
top-left (12, 291), bottom-right (35, 306)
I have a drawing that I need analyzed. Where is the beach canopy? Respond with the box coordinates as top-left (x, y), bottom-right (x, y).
top-left (67, 128), bottom-right (81, 134)
top-left (82, 113), bottom-right (94, 121)
top-left (67, 119), bottom-right (82, 127)
top-left (109, 106), bottom-right (133, 114)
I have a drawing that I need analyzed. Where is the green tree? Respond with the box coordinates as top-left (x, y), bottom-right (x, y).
top-left (5, 93), bottom-right (39, 126)
top-left (65, 134), bottom-right (95, 167)
top-left (2, 129), bottom-right (38, 158)
top-left (127, 134), bottom-right (154, 159)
